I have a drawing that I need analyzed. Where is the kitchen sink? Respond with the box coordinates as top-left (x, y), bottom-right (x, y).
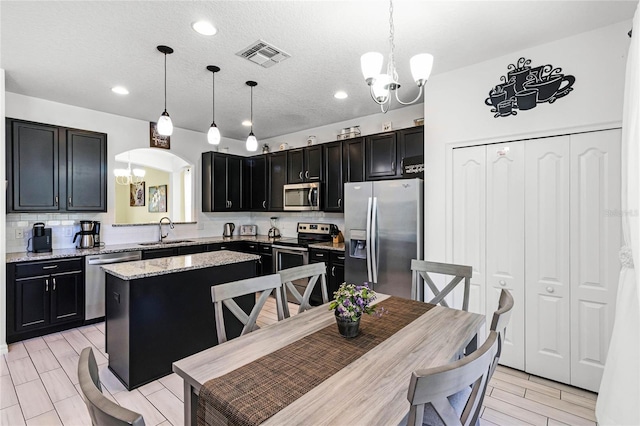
top-left (138, 240), bottom-right (193, 246)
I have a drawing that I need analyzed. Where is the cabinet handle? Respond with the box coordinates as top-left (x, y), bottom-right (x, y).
top-left (229, 200), bottom-right (232, 208)
top-left (220, 246), bottom-right (227, 250)
top-left (331, 266), bottom-right (336, 277)
top-left (68, 197), bottom-right (72, 206)
top-left (45, 278), bottom-right (49, 292)
top-left (305, 171), bottom-right (309, 179)
top-left (392, 161), bottom-right (396, 171)
top-left (401, 159), bottom-right (404, 171)
top-left (315, 253), bottom-right (323, 257)
top-left (263, 200), bottom-right (266, 209)
top-left (53, 278), bottom-right (56, 291)
top-left (499, 280), bottom-right (506, 287)
top-left (42, 265), bottom-right (58, 270)
top-left (546, 286), bottom-right (555, 293)
top-left (337, 256), bottom-right (345, 260)
top-left (55, 196), bottom-right (59, 206)
top-left (338, 198), bottom-right (342, 208)
top-left (299, 171), bottom-right (303, 180)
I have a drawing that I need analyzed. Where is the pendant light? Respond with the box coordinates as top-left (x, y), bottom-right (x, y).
top-left (157, 45), bottom-right (174, 136)
top-left (206, 65), bottom-right (221, 145)
top-left (245, 81), bottom-right (258, 152)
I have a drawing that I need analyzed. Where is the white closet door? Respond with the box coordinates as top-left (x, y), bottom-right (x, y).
top-left (486, 142), bottom-right (525, 370)
top-left (525, 136), bottom-right (571, 383)
top-left (452, 146), bottom-right (486, 314)
top-left (570, 129), bottom-right (621, 392)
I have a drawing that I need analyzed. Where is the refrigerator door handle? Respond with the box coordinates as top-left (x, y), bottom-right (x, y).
top-left (371, 197), bottom-right (379, 284)
top-left (366, 197), bottom-right (373, 283)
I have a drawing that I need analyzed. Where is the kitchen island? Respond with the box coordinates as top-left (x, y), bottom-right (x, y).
top-left (102, 250), bottom-right (260, 390)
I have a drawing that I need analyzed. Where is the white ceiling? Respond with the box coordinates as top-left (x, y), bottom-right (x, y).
top-left (1, 1), bottom-right (636, 141)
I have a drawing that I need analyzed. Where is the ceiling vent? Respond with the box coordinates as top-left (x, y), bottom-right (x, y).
top-left (236, 40), bottom-right (291, 68)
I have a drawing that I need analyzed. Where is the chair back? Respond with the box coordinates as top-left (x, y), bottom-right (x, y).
top-left (489, 289), bottom-right (514, 371)
top-left (411, 260), bottom-right (472, 311)
top-left (278, 262), bottom-right (328, 318)
top-left (406, 331), bottom-right (499, 426)
top-left (211, 274), bottom-right (284, 344)
top-left (78, 348), bottom-right (145, 426)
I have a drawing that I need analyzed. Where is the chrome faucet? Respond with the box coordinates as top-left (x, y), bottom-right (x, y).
top-left (159, 217), bottom-right (174, 242)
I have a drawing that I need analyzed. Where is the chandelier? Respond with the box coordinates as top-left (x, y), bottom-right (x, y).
top-left (114, 161), bottom-right (146, 185)
top-left (360, 0), bottom-right (434, 113)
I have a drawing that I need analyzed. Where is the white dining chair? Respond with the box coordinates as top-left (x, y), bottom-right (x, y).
top-left (406, 331), bottom-right (499, 426)
top-left (411, 260), bottom-right (472, 311)
top-left (211, 274), bottom-right (284, 344)
top-left (489, 289), bottom-right (514, 375)
top-left (78, 347), bottom-right (145, 426)
top-left (278, 262), bottom-right (329, 318)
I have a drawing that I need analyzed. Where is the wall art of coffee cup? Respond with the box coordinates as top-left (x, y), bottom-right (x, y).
top-left (508, 67), bottom-right (532, 92)
top-left (495, 100), bottom-right (517, 118)
top-left (497, 80), bottom-right (516, 100)
top-left (515, 89), bottom-right (538, 110)
top-left (524, 74), bottom-right (575, 103)
top-left (485, 90), bottom-right (507, 111)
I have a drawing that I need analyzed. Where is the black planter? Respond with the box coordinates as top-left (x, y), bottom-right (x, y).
top-left (335, 313), bottom-right (361, 338)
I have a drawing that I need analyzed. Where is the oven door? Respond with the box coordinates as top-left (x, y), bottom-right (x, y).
top-left (273, 245), bottom-right (310, 305)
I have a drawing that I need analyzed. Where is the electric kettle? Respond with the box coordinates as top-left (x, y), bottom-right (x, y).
top-left (223, 223), bottom-right (235, 237)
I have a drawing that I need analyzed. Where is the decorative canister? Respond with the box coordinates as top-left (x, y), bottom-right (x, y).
top-left (307, 135), bottom-right (317, 146)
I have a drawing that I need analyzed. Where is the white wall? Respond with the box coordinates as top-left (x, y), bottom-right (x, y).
top-left (423, 20), bottom-right (631, 262)
top-left (1, 69), bottom-right (8, 354)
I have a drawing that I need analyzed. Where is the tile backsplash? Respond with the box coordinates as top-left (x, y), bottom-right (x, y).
top-left (5, 212), bottom-right (345, 253)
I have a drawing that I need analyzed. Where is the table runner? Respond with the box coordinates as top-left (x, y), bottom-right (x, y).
top-left (197, 297), bottom-right (434, 426)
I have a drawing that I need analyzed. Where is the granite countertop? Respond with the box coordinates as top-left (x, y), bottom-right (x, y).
top-left (6, 235), bottom-right (280, 263)
top-left (307, 241), bottom-right (346, 252)
top-left (101, 250), bottom-right (261, 280)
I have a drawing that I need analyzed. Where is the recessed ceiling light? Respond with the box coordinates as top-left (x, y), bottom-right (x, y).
top-left (334, 91), bottom-right (348, 99)
top-left (192, 21), bottom-right (217, 36)
top-left (111, 86), bottom-right (129, 95)
top-left (242, 120), bottom-right (252, 126)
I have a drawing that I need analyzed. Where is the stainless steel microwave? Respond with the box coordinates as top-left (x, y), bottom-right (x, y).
top-left (283, 182), bottom-right (321, 211)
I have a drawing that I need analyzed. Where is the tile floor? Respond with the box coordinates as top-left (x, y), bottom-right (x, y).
top-left (1, 298), bottom-right (597, 425)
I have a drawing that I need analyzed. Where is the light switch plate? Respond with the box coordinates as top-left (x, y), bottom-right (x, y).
top-left (15, 229), bottom-right (23, 239)
top-left (383, 121), bottom-right (392, 131)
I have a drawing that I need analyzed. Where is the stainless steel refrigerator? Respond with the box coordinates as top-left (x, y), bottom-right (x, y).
top-left (344, 178), bottom-right (423, 298)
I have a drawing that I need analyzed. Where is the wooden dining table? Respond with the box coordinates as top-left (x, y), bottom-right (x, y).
top-left (172, 294), bottom-right (485, 426)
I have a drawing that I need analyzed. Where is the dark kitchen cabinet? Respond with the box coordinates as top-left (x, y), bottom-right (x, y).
top-left (243, 155), bottom-right (268, 211)
top-left (287, 146), bottom-right (322, 183)
top-left (323, 141), bottom-right (343, 212)
top-left (329, 251), bottom-right (345, 298)
top-left (268, 152), bottom-right (287, 211)
top-left (6, 119), bottom-right (108, 213)
top-left (259, 243), bottom-right (273, 275)
top-left (343, 137), bottom-right (365, 183)
top-left (177, 244), bottom-right (208, 255)
top-left (365, 132), bottom-right (397, 180)
top-left (202, 152), bottom-right (243, 212)
top-left (397, 126), bottom-right (424, 176)
top-left (66, 129), bottom-right (107, 211)
top-left (7, 258), bottom-right (84, 342)
top-left (141, 247), bottom-right (178, 259)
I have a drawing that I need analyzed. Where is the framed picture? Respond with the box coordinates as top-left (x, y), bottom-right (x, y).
top-left (150, 121), bottom-right (170, 149)
top-left (129, 182), bottom-right (145, 206)
top-left (148, 185), bottom-right (168, 213)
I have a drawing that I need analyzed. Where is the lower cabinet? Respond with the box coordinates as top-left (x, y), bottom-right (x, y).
top-left (7, 258), bottom-right (84, 343)
top-left (309, 249), bottom-right (345, 304)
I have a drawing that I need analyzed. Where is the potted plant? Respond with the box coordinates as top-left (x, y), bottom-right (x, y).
top-left (329, 282), bottom-right (377, 338)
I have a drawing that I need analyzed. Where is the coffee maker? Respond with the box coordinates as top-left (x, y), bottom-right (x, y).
top-left (93, 221), bottom-right (101, 247)
top-left (32, 222), bottom-right (52, 253)
top-left (73, 220), bottom-right (95, 249)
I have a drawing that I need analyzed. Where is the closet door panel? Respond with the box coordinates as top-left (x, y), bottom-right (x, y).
top-left (570, 129), bottom-right (621, 392)
top-left (525, 136), bottom-right (571, 383)
top-left (486, 142), bottom-right (525, 370)
top-left (452, 146), bottom-right (486, 313)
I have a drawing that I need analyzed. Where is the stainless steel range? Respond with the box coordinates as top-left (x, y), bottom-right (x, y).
top-left (272, 222), bottom-right (337, 305)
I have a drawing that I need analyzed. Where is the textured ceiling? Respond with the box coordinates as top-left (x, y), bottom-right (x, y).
top-left (1, 1), bottom-right (636, 141)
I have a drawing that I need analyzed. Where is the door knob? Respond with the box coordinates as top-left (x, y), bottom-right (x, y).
top-left (546, 286), bottom-right (555, 293)
top-left (499, 280), bottom-right (506, 286)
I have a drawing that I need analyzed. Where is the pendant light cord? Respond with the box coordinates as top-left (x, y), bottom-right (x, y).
top-left (211, 71), bottom-right (215, 122)
top-left (164, 52), bottom-right (167, 111)
top-left (250, 85), bottom-right (254, 133)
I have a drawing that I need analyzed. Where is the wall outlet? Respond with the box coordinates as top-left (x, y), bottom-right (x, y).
top-left (64, 227), bottom-right (73, 237)
top-left (383, 121), bottom-right (392, 131)
top-left (15, 229), bottom-right (24, 239)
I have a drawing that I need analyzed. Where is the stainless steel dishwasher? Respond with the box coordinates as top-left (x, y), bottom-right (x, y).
top-left (85, 251), bottom-right (142, 320)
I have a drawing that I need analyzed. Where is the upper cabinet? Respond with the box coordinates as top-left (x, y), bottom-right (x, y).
top-left (343, 137), bottom-right (365, 183)
top-left (323, 141), bottom-right (343, 212)
top-left (268, 152), bottom-right (287, 211)
top-left (202, 152), bottom-right (243, 212)
top-left (6, 118), bottom-right (107, 213)
top-left (287, 146), bottom-right (322, 183)
top-left (364, 127), bottom-right (424, 180)
top-left (243, 155), bottom-right (268, 211)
